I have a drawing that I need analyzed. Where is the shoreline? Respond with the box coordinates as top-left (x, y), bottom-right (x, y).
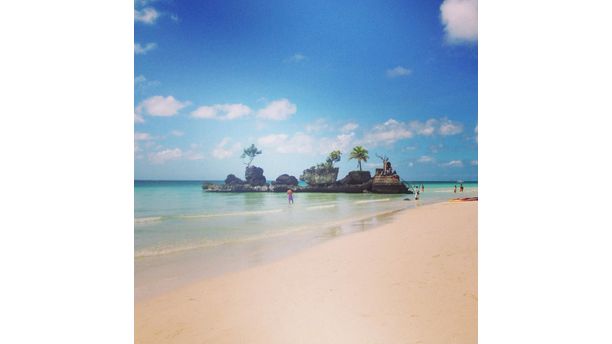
top-left (136, 201), bottom-right (478, 343)
top-left (135, 198), bottom-right (417, 302)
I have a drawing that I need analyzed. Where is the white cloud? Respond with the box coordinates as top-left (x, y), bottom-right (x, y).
top-left (340, 122), bottom-right (359, 133)
top-left (134, 42), bottom-right (157, 55)
top-left (148, 148), bottom-right (182, 164)
top-left (134, 74), bottom-right (160, 91)
top-left (418, 155), bottom-right (435, 163)
top-left (471, 160), bottom-right (478, 166)
top-left (359, 117), bottom-right (464, 147)
top-left (136, 95), bottom-right (190, 117)
top-left (135, 7), bottom-right (160, 24)
top-left (286, 53), bottom-right (307, 63)
top-left (212, 138), bottom-right (242, 159)
top-left (191, 103), bottom-right (252, 120)
top-left (438, 118), bottom-right (464, 135)
top-left (170, 130), bottom-right (184, 137)
top-left (409, 118), bottom-right (463, 136)
top-left (257, 99), bottom-right (297, 120)
top-left (134, 112), bottom-right (145, 123)
top-left (409, 119), bottom-right (438, 136)
top-left (440, 0), bottom-right (478, 44)
top-left (386, 66), bottom-right (412, 78)
top-left (305, 119), bottom-right (329, 133)
top-left (362, 119), bottom-right (413, 146)
top-left (316, 132), bottom-right (355, 154)
top-left (441, 160), bottom-right (464, 168)
top-left (258, 132), bottom-right (316, 154)
top-left (134, 132), bottom-right (152, 141)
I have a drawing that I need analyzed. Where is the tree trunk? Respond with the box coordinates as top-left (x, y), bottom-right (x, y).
top-left (358, 160), bottom-right (362, 171)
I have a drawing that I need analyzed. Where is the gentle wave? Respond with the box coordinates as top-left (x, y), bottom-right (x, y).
top-left (354, 198), bottom-right (390, 204)
top-left (135, 225), bottom-right (311, 258)
top-left (179, 208), bottom-right (284, 219)
top-left (134, 216), bottom-right (163, 224)
top-left (306, 204), bottom-right (337, 210)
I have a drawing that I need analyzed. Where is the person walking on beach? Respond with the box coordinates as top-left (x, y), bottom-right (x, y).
top-left (454, 185), bottom-right (457, 193)
top-left (287, 189), bottom-right (294, 204)
top-left (460, 183), bottom-right (464, 192)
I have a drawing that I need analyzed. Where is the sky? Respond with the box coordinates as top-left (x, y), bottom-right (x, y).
top-left (135, 0), bottom-right (478, 181)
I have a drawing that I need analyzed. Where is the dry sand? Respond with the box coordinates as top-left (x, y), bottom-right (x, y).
top-left (135, 201), bottom-right (477, 344)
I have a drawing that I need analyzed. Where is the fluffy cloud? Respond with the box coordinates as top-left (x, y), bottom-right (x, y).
top-left (305, 119), bottom-right (329, 133)
top-left (136, 95), bottom-right (190, 117)
top-left (134, 42), bottom-right (157, 55)
top-left (148, 148), bottom-right (182, 164)
top-left (340, 122), bottom-right (359, 133)
top-left (257, 99), bottom-right (297, 120)
top-left (440, 0), bottom-right (478, 44)
top-left (322, 133), bottom-right (355, 153)
top-left (212, 138), bottom-right (242, 159)
top-left (362, 119), bottom-right (413, 146)
top-left (191, 103), bottom-right (252, 120)
top-left (409, 119), bottom-right (438, 136)
top-left (135, 7), bottom-right (159, 24)
top-left (134, 132), bottom-right (152, 141)
top-left (258, 133), bottom-right (314, 154)
top-left (441, 160), bottom-right (464, 168)
top-left (386, 66), bottom-right (412, 78)
top-left (134, 112), bottom-right (145, 123)
top-left (359, 118), bottom-right (464, 147)
top-left (438, 118), bottom-right (464, 135)
top-left (470, 160), bottom-right (478, 166)
top-left (409, 118), bottom-right (463, 136)
top-left (418, 155), bottom-right (435, 163)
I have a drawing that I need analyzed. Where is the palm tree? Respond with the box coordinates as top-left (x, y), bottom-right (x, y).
top-left (349, 146), bottom-right (369, 171)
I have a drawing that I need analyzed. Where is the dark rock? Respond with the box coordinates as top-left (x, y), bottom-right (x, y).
top-left (224, 174), bottom-right (245, 185)
top-left (300, 166), bottom-right (339, 186)
top-left (272, 174), bottom-right (298, 186)
top-left (245, 166), bottom-right (267, 186)
top-left (337, 171), bottom-right (372, 185)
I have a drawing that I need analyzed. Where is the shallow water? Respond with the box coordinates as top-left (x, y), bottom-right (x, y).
top-left (134, 180), bottom-right (477, 301)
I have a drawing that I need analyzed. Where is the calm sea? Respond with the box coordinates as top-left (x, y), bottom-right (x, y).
top-left (134, 180), bottom-right (477, 300)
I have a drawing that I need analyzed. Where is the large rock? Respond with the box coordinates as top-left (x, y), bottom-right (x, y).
top-left (224, 174), bottom-right (245, 185)
top-left (272, 174), bottom-right (298, 186)
top-left (337, 171), bottom-right (371, 185)
top-left (300, 166), bottom-right (339, 186)
top-left (245, 165), bottom-right (267, 186)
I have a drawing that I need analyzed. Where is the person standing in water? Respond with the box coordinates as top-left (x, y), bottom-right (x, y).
top-left (287, 189), bottom-right (294, 204)
top-left (460, 183), bottom-right (464, 192)
top-left (421, 184), bottom-right (424, 192)
top-left (454, 185), bottom-right (457, 193)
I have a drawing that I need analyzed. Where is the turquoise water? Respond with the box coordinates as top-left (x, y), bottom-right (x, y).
top-left (135, 180), bottom-right (476, 257)
top-left (134, 180), bottom-right (477, 300)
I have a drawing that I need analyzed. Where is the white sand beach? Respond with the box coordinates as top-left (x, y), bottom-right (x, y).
top-left (135, 201), bottom-right (477, 343)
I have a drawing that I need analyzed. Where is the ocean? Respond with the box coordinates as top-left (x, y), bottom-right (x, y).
top-left (135, 180), bottom-right (477, 300)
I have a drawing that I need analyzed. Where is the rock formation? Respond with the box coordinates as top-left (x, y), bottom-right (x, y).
top-left (336, 171), bottom-right (371, 185)
top-left (272, 174), bottom-right (299, 186)
top-left (300, 165), bottom-right (339, 186)
top-left (224, 174), bottom-right (244, 185)
top-left (245, 166), bottom-right (267, 186)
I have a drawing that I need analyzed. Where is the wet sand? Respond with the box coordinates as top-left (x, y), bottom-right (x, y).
top-left (135, 201), bottom-right (477, 343)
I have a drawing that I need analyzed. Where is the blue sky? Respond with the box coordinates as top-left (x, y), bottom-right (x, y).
top-left (135, 0), bottom-right (478, 181)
